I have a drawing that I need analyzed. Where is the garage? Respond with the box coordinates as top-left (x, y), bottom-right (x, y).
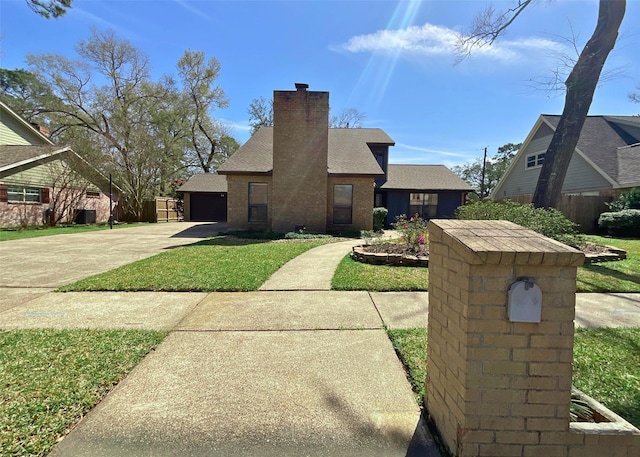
top-left (179, 173), bottom-right (228, 222)
top-left (190, 192), bottom-right (227, 221)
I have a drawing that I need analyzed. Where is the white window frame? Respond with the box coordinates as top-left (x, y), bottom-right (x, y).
top-left (525, 152), bottom-right (545, 170)
top-left (8, 186), bottom-right (41, 203)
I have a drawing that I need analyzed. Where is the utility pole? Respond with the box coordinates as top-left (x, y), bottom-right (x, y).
top-left (109, 173), bottom-right (113, 229)
top-left (479, 146), bottom-right (488, 199)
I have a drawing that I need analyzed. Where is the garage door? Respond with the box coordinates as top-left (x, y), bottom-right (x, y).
top-left (190, 193), bottom-right (227, 222)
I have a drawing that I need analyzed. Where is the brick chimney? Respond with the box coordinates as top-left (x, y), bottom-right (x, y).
top-left (271, 83), bottom-right (329, 233)
top-left (30, 123), bottom-right (50, 137)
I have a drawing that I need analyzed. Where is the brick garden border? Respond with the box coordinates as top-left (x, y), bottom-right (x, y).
top-left (350, 245), bottom-right (429, 267)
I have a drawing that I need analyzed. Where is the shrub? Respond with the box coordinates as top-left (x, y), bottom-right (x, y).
top-left (284, 232), bottom-right (332, 239)
top-left (373, 207), bottom-right (388, 232)
top-left (393, 214), bottom-right (429, 254)
top-left (455, 200), bottom-right (584, 247)
top-left (606, 187), bottom-right (640, 211)
top-left (598, 209), bottom-right (640, 237)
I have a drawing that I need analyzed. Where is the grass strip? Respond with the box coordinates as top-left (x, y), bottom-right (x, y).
top-left (577, 236), bottom-right (640, 293)
top-left (573, 327), bottom-right (640, 427)
top-left (0, 223), bottom-right (147, 242)
top-left (58, 237), bottom-right (328, 292)
top-left (331, 254), bottom-right (428, 291)
top-left (0, 329), bottom-right (166, 457)
top-left (387, 327), bottom-right (640, 428)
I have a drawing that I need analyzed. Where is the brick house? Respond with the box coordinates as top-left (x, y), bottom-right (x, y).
top-left (0, 101), bottom-right (118, 228)
top-left (217, 84), bottom-right (471, 232)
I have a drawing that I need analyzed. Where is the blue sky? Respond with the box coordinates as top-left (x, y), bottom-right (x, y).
top-left (1, 0), bottom-right (638, 168)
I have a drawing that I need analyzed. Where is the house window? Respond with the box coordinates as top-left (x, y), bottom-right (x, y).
top-left (409, 193), bottom-right (438, 220)
top-left (333, 184), bottom-right (353, 225)
top-left (526, 152), bottom-right (545, 169)
top-left (8, 186), bottom-right (41, 203)
top-left (248, 182), bottom-right (267, 222)
top-left (86, 191), bottom-right (101, 198)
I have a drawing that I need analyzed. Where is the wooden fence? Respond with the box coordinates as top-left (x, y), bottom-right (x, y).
top-left (142, 197), bottom-right (182, 223)
top-left (505, 194), bottom-right (614, 233)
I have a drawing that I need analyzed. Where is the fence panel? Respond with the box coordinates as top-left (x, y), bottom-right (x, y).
top-left (502, 194), bottom-right (614, 233)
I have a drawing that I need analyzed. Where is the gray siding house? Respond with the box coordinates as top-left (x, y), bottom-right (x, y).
top-left (493, 115), bottom-right (640, 199)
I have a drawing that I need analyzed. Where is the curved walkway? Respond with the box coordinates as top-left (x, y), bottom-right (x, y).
top-left (259, 239), bottom-right (362, 290)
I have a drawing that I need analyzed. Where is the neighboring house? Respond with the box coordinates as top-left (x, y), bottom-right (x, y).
top-left (179, 172), bottom-right (228, 222)
top-left (493, 114), bottom-right (640, 199)
top-left (0, 101), bottom-right (118, 228)
top-left (216, 83), bottom-right (471, 232)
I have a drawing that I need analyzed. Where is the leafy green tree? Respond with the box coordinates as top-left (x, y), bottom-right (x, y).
top-left (0, 68), bottom-right (60, 125)
top-left (24, 29), bottom-right (212, 219)
top-left (176, 50), bottom-right (233, 173)
top-left (26, 0), bottom-right (72, 18)
top-left (452, 142), bottom-right (521, 199)
top-left (459, 0), bottom-right (626, 209)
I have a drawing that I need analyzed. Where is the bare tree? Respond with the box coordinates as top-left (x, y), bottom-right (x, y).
top-left (248, 96), bottom-right (366, 133)
top-left (45, 156), bottom-right (90, 226)
top-left (459, 0), bottom-right (626, 209)
top-left (248, 96), bottom-right (273, 135)
top-left (330, 108), bottom-right (366, 128)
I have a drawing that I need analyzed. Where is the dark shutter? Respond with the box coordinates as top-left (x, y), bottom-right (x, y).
top-left (0, 184), bottom-right (7, 203)
top-left (41, 188), bottom-right (50, 204)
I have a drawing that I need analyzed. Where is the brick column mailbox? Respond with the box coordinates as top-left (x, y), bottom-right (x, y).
top-left (425, 219), bottom-right (638, 457)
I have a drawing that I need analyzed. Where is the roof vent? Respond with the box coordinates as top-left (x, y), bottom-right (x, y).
top-left (295, 83), bottom-right (309, 91)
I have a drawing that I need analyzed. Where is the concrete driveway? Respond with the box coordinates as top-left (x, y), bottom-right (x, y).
top-left (0, 222), bottom-right (224, 308)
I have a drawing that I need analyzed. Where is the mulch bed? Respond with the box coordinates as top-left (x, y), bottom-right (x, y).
top-left (361, 242), bottom-right (429, 257)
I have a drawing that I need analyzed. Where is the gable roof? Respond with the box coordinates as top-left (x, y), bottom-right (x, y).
top-left (179, 172), bottom-right (228, 193)
top-left (380, 164), bottom-right (474, 191)
top-left (493, 114), bottom-right (640, 197)
top-left (0, 146), bottom-right (123, 195)
top-left (0, 101), bottom-right (54, 146)
top-left (541, 115), bottom-right (640, 185)
top-left (617, 143), bottom-right (640, 187)
top-left (0, 145), bottom-right (71, 172)
top-left (217, 127), bottom-right (390, 176)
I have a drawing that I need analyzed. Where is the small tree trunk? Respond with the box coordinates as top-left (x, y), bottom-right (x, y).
top-left (532, 0), bottom-right (625, 209)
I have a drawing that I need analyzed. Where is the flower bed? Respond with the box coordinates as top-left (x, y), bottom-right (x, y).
top-left (582, 243), bottom-right (627, 263)
top-left (351, 243), bottom-right (429, 267)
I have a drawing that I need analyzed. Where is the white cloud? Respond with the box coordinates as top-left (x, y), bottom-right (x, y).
top-left (336, 23), bottom-right (566, 64)
top-left (395, 142), bottom-right (469, 158)
top-left (174, 0), bottom-right (210, 21)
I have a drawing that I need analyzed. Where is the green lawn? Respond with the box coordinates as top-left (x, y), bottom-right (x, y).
top-left (331, 254), bottom-right (428, 291)
top-left (58, 237), bottom-right (329, 292)
top-left (387, 327), bottom-right (640, 428)
top-left (577, 236), bottom-right (640, 293)
top-left (0, 223), bottom-right (146, 242)
top-left (0, 329), bottom-right (166, 457)
top-left (330, 236), bottom-right (638, 293)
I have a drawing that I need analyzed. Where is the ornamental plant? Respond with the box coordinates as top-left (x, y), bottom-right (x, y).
top-left (393, 214), bottom-right (429, 255)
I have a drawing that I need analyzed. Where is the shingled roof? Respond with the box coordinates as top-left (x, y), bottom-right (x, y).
top-left (179, 173), bottom-right (228, 193)
top-left (542, 115), bottom-right (640, 186)
top-left (380, 165), bottom-right (474, 191)
top-left (0, 145), bottom-right (71, 172)
top-left (217, 127), bottom-right (390, 176)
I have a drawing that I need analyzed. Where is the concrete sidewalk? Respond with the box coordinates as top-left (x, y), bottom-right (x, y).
top-left (2, 226), bottom-right (638, 456)
top-left (259, 239), bottom-right (362, 290)
top-left (39, 290), bottom-right (440, 457)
